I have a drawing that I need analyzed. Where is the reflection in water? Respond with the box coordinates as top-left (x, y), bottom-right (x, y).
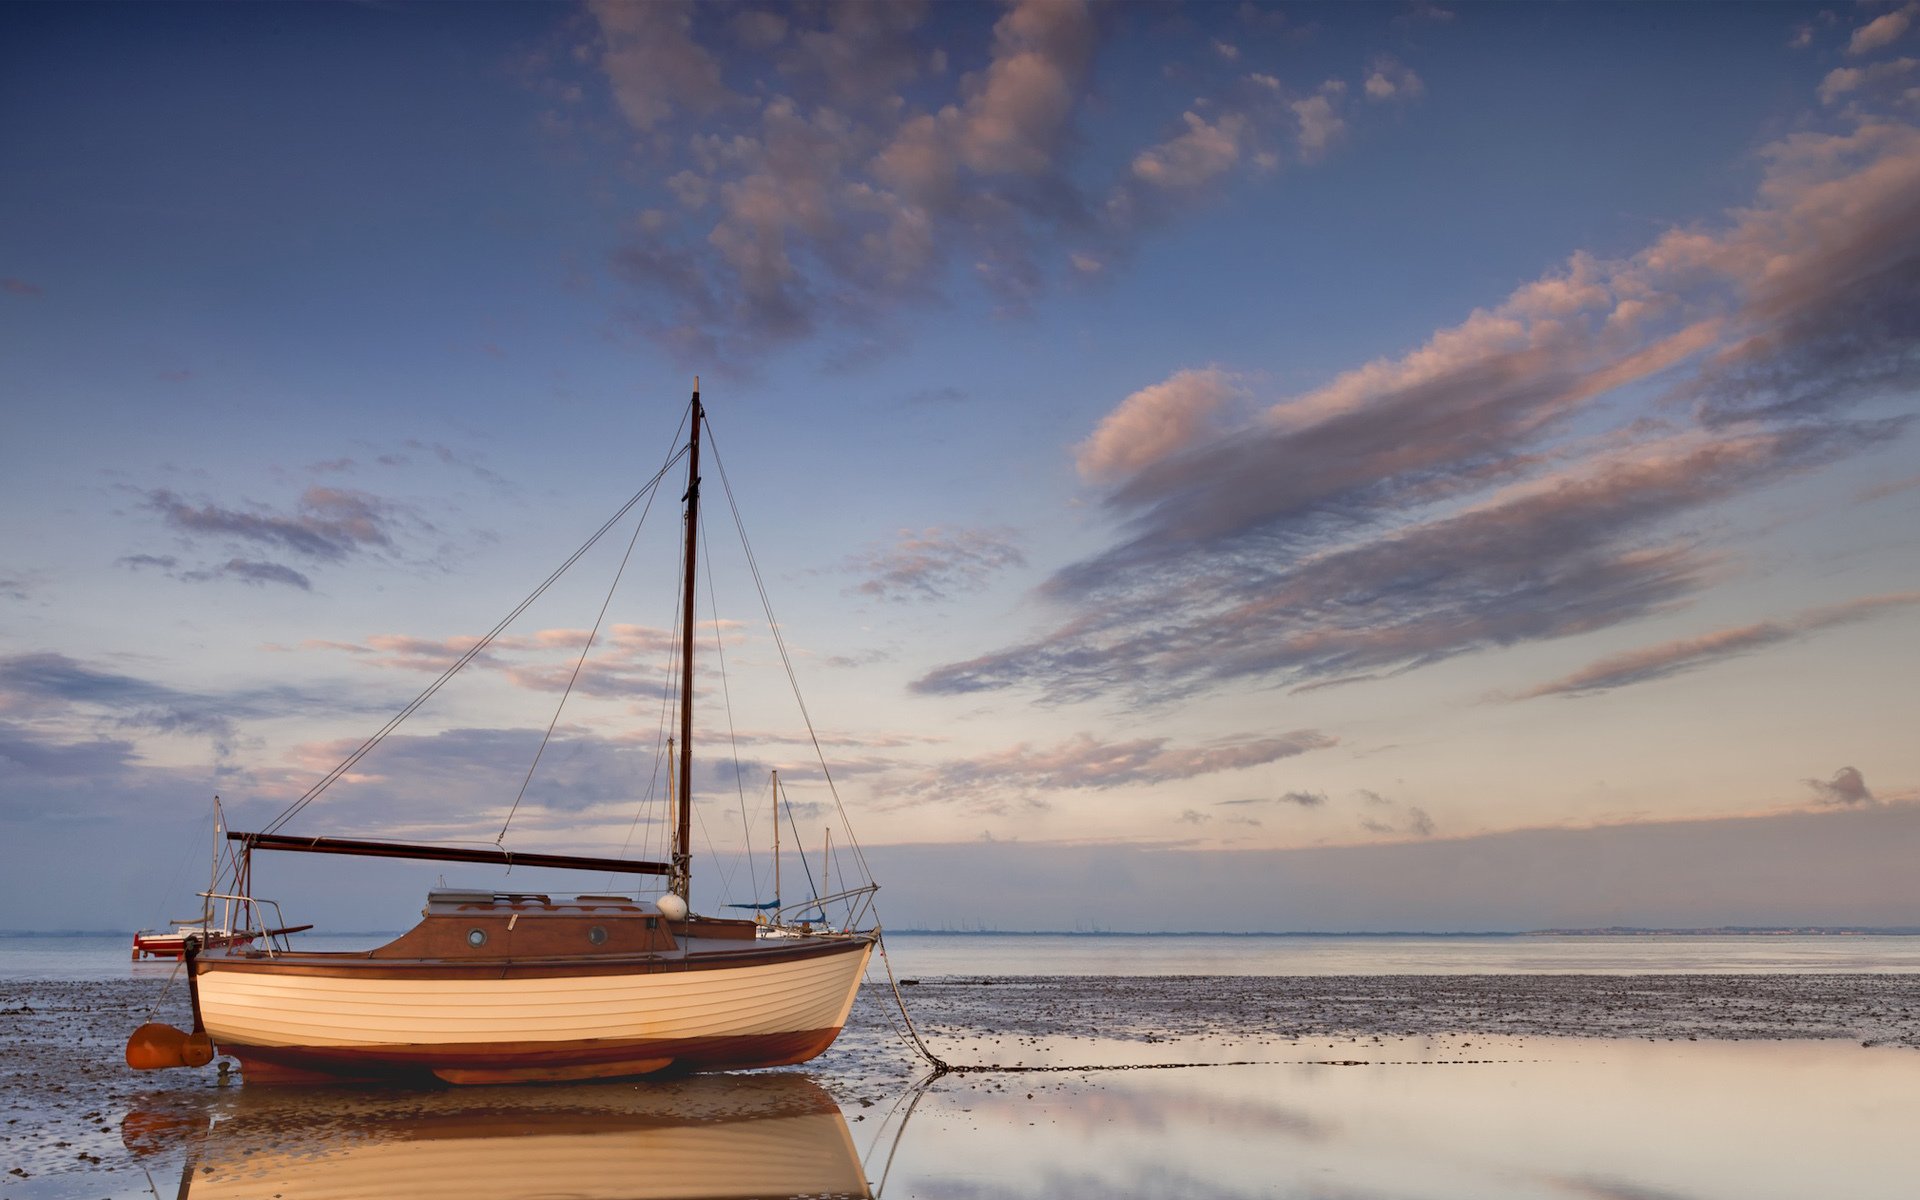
top-left (125, 1073), bottom-right (871, 1200)
top-left (874, 1036), bottom-right (1920, 1200)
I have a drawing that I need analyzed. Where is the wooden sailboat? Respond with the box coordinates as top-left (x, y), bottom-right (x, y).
top-left (127, 385), bottom-right (879, 1085)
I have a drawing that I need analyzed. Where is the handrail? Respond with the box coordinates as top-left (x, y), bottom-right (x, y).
top-left (775, 882), bottom-right (880, 931)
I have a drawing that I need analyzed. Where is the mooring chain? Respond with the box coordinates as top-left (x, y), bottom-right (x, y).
top-left (872, 945), bottom-right (1532, 1075)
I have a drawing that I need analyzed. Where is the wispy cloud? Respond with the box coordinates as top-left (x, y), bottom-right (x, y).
top-left (893, 729), bottom-right (1336, 803)
top-left (848, 527), bottom-right (1025, 601)
top-left (300, 623), bottom-right (688, 702)
top-left (2, 277), bottom-right (43, 297)
top-left (142, 485), bottom-right (398, 562)
top-left (917, 104), bottom-right (1920, 706)
top-left (1362, 803), bottom-right (1436, 838)
top-left (1805, 765), bottom-right (1875, 806)
top-left (1513, 592), bottom-right (1920, 699)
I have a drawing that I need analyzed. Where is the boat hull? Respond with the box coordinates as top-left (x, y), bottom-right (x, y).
top-left (193, 935), bottom-right (874, 1084)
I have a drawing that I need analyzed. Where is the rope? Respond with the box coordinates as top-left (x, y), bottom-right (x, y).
top-left (700, 513), bottom-right (753, 905)
top-left (867, 932), bottom-right (1463, 1076)
top-left (137, 957), bottom-right (187, 1023)
top-left (872, 930), bottom-right (951, 1072)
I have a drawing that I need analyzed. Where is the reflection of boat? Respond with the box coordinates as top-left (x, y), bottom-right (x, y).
top-left (129, 386), bottom-right (879, 1084)
top-left (130, 1074), bottom-right (873, 1199)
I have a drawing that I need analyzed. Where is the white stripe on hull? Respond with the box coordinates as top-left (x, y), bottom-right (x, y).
top-left (198, 941), bottom-right (872, 1051)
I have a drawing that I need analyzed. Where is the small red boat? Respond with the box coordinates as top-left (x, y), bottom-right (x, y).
top-left (131, 924), bottom-right (260, 961)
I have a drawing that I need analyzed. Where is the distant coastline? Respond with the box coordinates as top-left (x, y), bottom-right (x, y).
top-left (883, 926), bottom-right (1920, 938)
top-left (5, 926), bottom-right (1917, 938)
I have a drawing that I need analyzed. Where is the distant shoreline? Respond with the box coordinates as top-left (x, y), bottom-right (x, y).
top-left (885, 927), bottom-right (1920, 937)
top-left (5, 926), bottom-right (1917, 938)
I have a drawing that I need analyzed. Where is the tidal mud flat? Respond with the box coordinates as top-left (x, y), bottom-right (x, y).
top-left (2, 973), bottom-right (1916, 1197)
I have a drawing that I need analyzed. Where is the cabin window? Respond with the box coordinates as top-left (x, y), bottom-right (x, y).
top-left (645, 917), bottom-right (658, 930)
top-left (467, 928), bottom-right (488, 947)
top-left (587, 925), bottom-right (608, 945)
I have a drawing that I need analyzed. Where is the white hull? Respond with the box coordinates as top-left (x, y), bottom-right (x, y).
top-left (195, 937), bottom-right (873, 1083)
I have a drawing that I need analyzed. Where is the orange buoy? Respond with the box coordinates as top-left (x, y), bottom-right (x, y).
top-left (125, 1023), bottom-right (214, 1070)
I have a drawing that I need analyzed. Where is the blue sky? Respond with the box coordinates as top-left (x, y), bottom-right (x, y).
top-left (3, 1), bottom-right (1918, 931)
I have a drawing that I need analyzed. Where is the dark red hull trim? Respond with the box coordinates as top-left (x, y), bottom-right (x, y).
top-left (222, 1025), bottom-right (847, 1085)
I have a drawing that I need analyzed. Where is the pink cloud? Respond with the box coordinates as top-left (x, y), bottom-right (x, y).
top-left (1514, 592), bottom-right (1920, 699)
top-left (1849, 5), bottom-right (1915, 56)
top-left (1074, 368), bottom-right (1243, 483)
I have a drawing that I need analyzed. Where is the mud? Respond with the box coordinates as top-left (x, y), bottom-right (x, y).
top-left (2, 972), bottom-right (1915, 1195)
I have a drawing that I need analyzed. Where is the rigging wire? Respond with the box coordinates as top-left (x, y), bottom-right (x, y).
top-left (260, 440), bottom-right (690, 838)
top-left (497, 450), bottom-right (671, 845)
top-left (698, 506), bottom-right (755, 905)
top-left (703, 427), bottom-right (876, 888)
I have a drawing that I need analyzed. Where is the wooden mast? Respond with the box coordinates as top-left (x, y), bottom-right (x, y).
top-left (673, 380), bottom-right (702, 900)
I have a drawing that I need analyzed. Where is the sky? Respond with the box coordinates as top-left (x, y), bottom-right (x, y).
top-left (2, 1), bottom-right (1918, 933)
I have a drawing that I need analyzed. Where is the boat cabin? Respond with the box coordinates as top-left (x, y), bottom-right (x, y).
top-left (354, 890), bottom-right (759, 961)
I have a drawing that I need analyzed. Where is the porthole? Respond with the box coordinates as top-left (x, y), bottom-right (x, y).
top-left (587, 925), bottom-right (609, 946)
top-left (467, 928), bottom-right (488, 947)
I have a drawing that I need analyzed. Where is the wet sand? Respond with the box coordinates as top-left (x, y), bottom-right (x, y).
top-left (2, 973), bottom-right (1916, 1197)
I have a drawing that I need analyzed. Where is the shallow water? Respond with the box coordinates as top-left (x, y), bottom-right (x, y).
top-left (879, 931), bottom-right (1920, 975)
top-left (3, 940), bottom-right (1916, 1199)
top-left (10, 930), bottom-right (1920, 982)
top-left (9, 1036), bottom-right (1914, 1199)
top-left (879, 1035), bottom-right (1920, 1200)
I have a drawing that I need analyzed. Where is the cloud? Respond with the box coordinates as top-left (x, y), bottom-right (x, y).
top-left (2, 277), bottom-right (43, 297)
top-left (917, 424), bottom-right (1880, 704)
top-left (579, 2), bottom-right (1401, 364)
top-left (1131, 111), bottom-right (1248, 190)
top-left (302, 623), bottom-right (686, 702)
top-left (1859, 473), bottom-right (1920, 502)
top-left (1849, 5), bottom-right (1915, 56)
top-left (1289, 80), bottom-right (1347, 161)
top-left (1363, 56), bottom-right (1424, 102)
top-left (181, 559), bottom-right (314, 590)
top-left (1514, 592), bottom-right (1920, 699)
top-left (848, 527), bottom-right (1026, 601)
top-left (1819, 58), bottom-right (1918, 105)
top-left (1362, 803), bottom-right (1435, 838)
top-left (0, 652), bottom-right (249, 766)
top-left (0, 575), bottom-right (27, 602)
top-left (1805, 766), bottom-right (1875, 806)
top-left (142, 485), bottom-right (398, 562)
top-left (917, 104), bottom-right (1920, 706)
top-left (0, 721), bottom-right (138, 781)
top-left (121, 551), bottom-right (313, 591)
top-left (595, 0), bottom-right (1099, 361)
top-left (589, 0), bottom-right (731, 132)
top-left (283, 725), bottom-right (665, 824)
top-left (1074, 368), bottom-right (1243, 483)
top-left (895, 729), bottom-right (1336, 801)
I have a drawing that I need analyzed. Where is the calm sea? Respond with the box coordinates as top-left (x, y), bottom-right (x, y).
top-left (4, 930), bottom-right (1918, 982)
